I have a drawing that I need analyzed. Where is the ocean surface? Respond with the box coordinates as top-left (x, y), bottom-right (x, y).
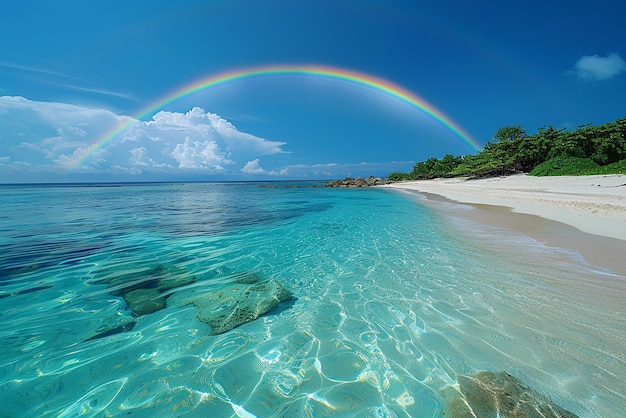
top-left (1, 182), bottom-right (625, 417)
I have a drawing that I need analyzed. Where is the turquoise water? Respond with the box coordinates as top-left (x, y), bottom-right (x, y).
top-left (1, 182), bottom-right (625, 417)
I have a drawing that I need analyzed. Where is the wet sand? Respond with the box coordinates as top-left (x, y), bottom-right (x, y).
top-left (383, 174), bottom-right (626, 276)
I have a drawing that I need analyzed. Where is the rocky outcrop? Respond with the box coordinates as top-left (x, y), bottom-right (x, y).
top-left (445, 371), bottom-right (579, 417)
top-left (325, 176), bottom-right (393, 188)
top-left (167, 277), bottom-right (293, 335)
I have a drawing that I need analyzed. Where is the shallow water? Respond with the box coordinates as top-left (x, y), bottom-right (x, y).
top-left (1, 182), bottom-right (625, 417)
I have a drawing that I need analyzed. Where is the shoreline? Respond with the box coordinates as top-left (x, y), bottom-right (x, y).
top-left (382, 174), bottom-right (626, 276)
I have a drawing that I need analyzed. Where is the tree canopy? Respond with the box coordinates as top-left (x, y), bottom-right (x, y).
top-left (493, 124), bottom-right (527, 142)
top-left (389, 117), bottom-right (626, 179)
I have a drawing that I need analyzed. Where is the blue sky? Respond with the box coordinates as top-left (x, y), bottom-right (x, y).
top-left (1, 0), bottom-right (625, 182)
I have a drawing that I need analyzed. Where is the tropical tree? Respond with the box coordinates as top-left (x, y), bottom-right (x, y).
top-left (590, 118), bottom-right (626, 164)
top-left (388, 117), bottom-right (626, 180)
top-left (516, 126), bottom-right (563, 170)
top-left (493, 124), bottom-right (527, 142)
top-left (410, 157), bottom-right (439, 179)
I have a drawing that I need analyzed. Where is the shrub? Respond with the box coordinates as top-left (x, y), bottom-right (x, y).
top-left (530, 156), bottom-right (600, 176)
top-left (595, 159), bottom-right (626, 174)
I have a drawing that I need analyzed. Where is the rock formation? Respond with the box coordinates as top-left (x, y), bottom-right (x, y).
top-left (325, 176), bottom-right (393, 188)
top-left (167, 277), bottom-right (292, 335)
top-left (94, 263), bottom-right (292, 335)
top-left (94, 264), bottom-right (196, 315)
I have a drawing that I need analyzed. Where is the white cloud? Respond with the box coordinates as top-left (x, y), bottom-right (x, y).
top-left (0, 96), bottom-right (132, 168)
top-left (0, 98), bottom-right (289, 178)
top-left (145, 107), bottom-right (287, 156)
top-left (0, 61), bottom-right (80, 78)
top-left (0, 96), bottom-right (129, 125)
top-left (171, 137), bottom-right (233, 170)
top-left (0, 97), bottom-right (411, 181)
top-left (128, 147), bottom-right (149, 166)
top-left (278, 161), bottom-right (414, 178)
top-left (241, 159), bottom-right (265, 174)
top-left (128, 147), bottom-right (168, 169)
top-left (571, 53), bottom-right (626, 81)
top-left (0, 61), bottom-right (135, 100)
top-left (54, 83), bottom-right (135, 100)
top-left (241, 159), bottom-right (284, 176)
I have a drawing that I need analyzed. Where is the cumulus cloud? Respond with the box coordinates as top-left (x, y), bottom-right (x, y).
top-left (128, 147), bottom-right (150, 167)
top-left (171, 137), bottom-right (233, 170)
top-left (145, 107), bottom-right (287, 156)
top-left (0, 97), bottom-right (288, 178)
top-left (0, 97), bottom-right (411, 181)
top-left (119, 107), bottom-right (286, 173)
top-left (241, 159), bottom-right (285, 176)
top-left (571, 53), bottom-right (626, 81)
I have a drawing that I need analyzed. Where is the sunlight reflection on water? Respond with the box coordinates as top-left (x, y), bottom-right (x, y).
top-left (0, 183), bottom-right (624, 417)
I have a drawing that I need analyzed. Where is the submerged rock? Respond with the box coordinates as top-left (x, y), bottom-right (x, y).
top-left (94, 263), bottom-right (196, 316)
top-left (445, 371), bottom-right (579, 418)
top-left (96, 264), bottom-right (196, 296)
top-left (124, 288), bottom-right (166, 315)
top-left (167, 278), bottom-right (292, 335)
top-left (94, 261), bottom-right (292, 335)
top-left (233, 271), bottom-right (265, 285)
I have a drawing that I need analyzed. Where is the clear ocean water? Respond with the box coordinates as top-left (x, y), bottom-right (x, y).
top-left (1, 182), bottom-right (625, 417)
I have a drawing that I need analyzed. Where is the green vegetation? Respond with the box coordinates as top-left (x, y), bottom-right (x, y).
top-left (530, 156), bottom-right (626, 176)
top-left (529, 156), bottom-right (599, 176)
top-left (391, 117), bottom-right (626, 179)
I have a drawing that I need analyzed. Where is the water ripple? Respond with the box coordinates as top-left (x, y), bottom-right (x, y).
top-left (1, 184), bottom-right (624, 416)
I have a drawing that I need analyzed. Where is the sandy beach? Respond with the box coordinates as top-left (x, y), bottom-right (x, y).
top-left (383, 174), bottom-right (626, 275)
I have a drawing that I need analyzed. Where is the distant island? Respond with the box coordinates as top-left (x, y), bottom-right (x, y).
top-left (388, 117), bottom-right (626, 180)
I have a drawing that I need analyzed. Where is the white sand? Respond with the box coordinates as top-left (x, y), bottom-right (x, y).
top-left (383, 174), bottom-right (626, 241)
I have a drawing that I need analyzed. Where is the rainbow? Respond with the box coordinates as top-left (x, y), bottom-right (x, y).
top-left (70, 65), bottom-right (480, 169)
